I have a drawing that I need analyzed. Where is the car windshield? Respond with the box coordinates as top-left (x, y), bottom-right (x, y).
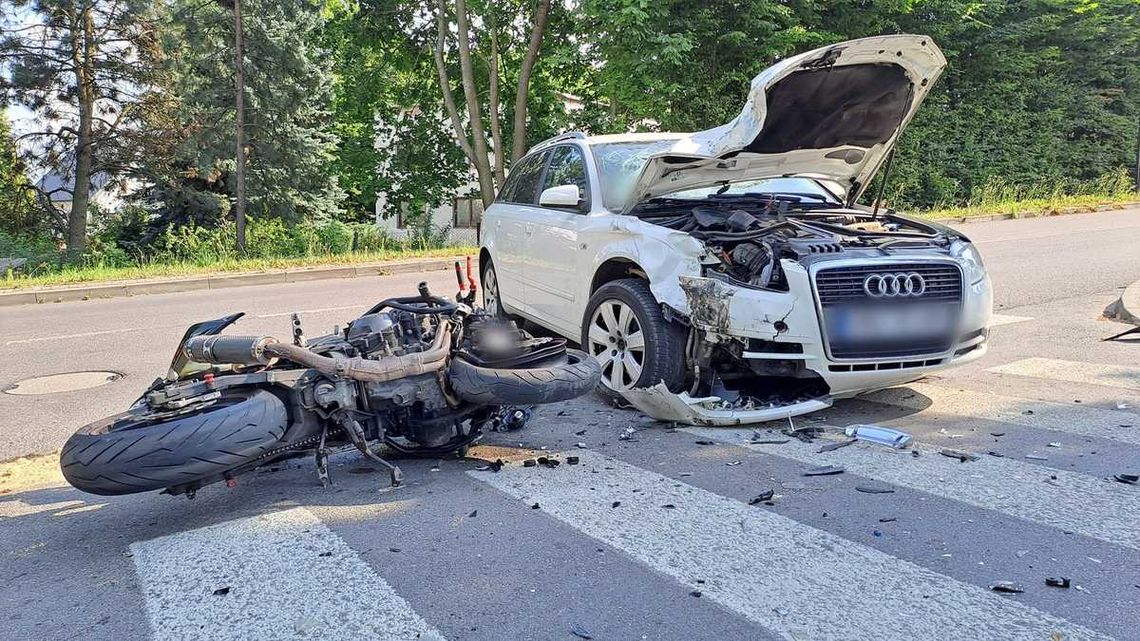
top-left (590, 139), bottom-right (682, 211)
top-left (666, 177), bottom-right (843, 204)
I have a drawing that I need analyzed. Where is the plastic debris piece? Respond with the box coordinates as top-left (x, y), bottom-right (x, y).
top-left (570, 623), bottom-right (594, 639)
top-left (388, 547), bottom-right (401, 553)
top-left (872, 529), bottom-right (882, 537)
top-left (531, 503), bottom-right (540, 509)
top-left (662, 504), bottom-right (676, 509)
top-left (468, 510), bottom-right (478, 518)
top-left (818, 439), bottom-right (856, 453)
top-left (574, 429), bottom-right (588, 436)
top-left (990, 581), bottom-right (1025, 594)
top-left (803, 465), bottom-right (845, 477)
top-left (990, 432), bottom-right (1006, 437)
top-left (845, 424), bottom-right (912, 448)
top-left (1045, 577), bottom-right (1071, 589)
top-left (1025, 454), bottom-right (1049, 461)
top-left (749, 490), bottom-right (775, 505)
top-left (566, 456), bottom-right (580, 465)
top-left (726, 460), bottom-right (742, 466)
top-left (987, 451), bottom-right (1004, 458)
top-left (1113, 473), bottom-right (1139, 485)
top-left (689, 590), bottom-right (702, 597)
top-left (856, 485), bottom-right (895, 494)
top-left (940, 448), bottom-right (979, 462)
top-left (695, 440), bottom-right (716, 446)
top-left (879, 517), bottom-right (897, 523)
top-left (213, 587), bottom-right (230, 596)
top-left (539, 457), bottom-right (561, 469)
top-left (911, 450), bottom-right (921, 458)
top-left (523, 459), bottom-right (538, 467)
top-left (1047, 442), bottom-right (1062, 448)
top-left (576, 442), bottom-right (588, 449)
top-left (611, 501), bottom-right (621, 508)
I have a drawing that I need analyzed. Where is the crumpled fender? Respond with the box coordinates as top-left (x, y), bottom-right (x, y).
top-left (581, 216), bottom-right (704, 313)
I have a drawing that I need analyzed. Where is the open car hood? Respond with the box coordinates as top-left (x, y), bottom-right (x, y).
top-left (621, 35), bottom-right (946, 213)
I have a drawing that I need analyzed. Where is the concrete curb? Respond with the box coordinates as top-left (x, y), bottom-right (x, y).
top-left (927, 201), bottom-right (1140, 225)
top-left (0, 256), bottom-right (472, 308)
top-left (1104, 280), bottom-right (1140, 326)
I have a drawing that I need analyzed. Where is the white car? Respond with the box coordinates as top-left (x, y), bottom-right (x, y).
top-left (478, 34), bottom-right (992, 425)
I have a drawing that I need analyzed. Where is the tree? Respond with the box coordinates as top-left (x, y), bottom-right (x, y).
top-left (0, 0), bottom-right (160, 256)
top-left (147, 0), bottom-right (342, 237)
top-left (432, 0), bottom-right (553, 206)
top-left (0, 111), bottom-right (41, 238)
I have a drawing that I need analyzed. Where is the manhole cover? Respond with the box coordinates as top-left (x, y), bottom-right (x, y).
top-left (4, 371), bottom-right (123, 395)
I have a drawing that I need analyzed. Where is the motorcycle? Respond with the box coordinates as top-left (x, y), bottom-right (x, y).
top-left (60, 260), bottom-right (601, 497)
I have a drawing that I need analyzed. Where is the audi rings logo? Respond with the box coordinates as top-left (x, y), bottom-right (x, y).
top-left (863, 272), bottom-right (926, 298)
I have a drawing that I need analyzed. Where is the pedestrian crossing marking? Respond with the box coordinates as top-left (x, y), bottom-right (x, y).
top-left (129, 507), bottom-right (446, 641)
top-left (989, 358), bottom-right (1140, 391)
top-left (990, 314), bottom-right (1033, 327)
top-left (470, 450), bottom-right (1109, 641)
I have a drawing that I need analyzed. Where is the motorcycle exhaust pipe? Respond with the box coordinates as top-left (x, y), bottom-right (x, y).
top-left (185, 335), bottom-right (278, 366)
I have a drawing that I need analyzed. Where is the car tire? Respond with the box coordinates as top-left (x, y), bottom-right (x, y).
top-left (581, 278), bottom-right (687, 400)
top-left (481, 259), bottom-right (506, 317)
top-left (59, 389), bottom-right (288, 496)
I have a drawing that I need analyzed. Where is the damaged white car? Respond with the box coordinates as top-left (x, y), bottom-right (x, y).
top-left (478, 34), bottom-right (993, 426)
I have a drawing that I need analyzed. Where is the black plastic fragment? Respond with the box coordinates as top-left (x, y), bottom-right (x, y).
top-left (611, 501), bottom-right (621, 508)
top-left (818, 439), bottom-right (856, 453)
top-left (856, 485), bottom-right (895, 494)
top-left (940, 448), bottom-right (979, 462)
top-left (689, 590), bottom-right (702, 597)
top-left (531, 503), bottom-right (540, 509)
top-left (695, 440), bottom-right (716, 445)
top-left (570, 623), bottom-right (594, 639)
top-left (1114, 473), bottom-right (1139, 485)
top-left (566, 456), bottom-right (580, 465)
top-left (989, 581), bottom-right (1024, 594)
top-left (1045, 577), bottom-right (1071, 588)
top-left (212, 587), bottom-right (230, 596)
top-left (523, 459), bottom-right (538, 467)
top-left (749, 490), bottom-right (775, 505)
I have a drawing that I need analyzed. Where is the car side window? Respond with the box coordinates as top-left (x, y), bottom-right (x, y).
top-left (540, 145), bottom-right (588, 209)
top-left (497, 151), bottom-right (548, 204)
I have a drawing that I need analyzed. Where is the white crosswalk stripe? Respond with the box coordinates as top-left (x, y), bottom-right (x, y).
top-left (989, 314), bottom-right (1033, 327)
top-left (129, 507), bottom-right (445, 641)
top-left (470, 451), bottom-right (1110, 641)
top-left (989, 357), bottom-right (1140, 391)
top-left (863, 382), bottom-right (1140, 444)
top-left (687, 426), bottom-right (1140, 552)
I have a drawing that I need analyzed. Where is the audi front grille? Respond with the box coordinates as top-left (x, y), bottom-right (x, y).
top-left (814, 262), bottom-right (964, 360)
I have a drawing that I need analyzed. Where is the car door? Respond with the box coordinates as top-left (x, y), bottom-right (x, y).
top-left (487, 150), bottom-right (549, 313)
top-left (523, 144), bottom-right (592, 333)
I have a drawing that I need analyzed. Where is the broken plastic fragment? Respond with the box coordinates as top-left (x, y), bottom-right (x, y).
top-left (523, 459), bottom-right (538, 467)
top-left (989, 581), bottom-right (1025, 594)
top-left (1045, 577), bottom-right (1071, 588)
top-left (570, 623), bottom-right (594, 639)
top-left (818, 439), bottom-right (856, 453)
top-left (749, 490), bottom-right (775, 505)
top-left (566, 456), bottom-right (580, 465)
top-left (845, 424), bottom-right (912, 448)
top-left (939, 448), bottom-right (979, 462)
top-left (212, 586), bottom-right (230, 596)
top-left (856, 485), bottom-right (895, 494)
top-left (1113, 473), bottom-right (1139, 485)
top-left (802, 465), bottom-right (844, 477)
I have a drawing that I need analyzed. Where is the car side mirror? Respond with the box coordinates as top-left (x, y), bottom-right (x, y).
top-left (539, 185), bottom-right (583, 209)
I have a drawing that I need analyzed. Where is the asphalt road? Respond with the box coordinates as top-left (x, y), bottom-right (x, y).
top-left (2, 209), bottom-right (1139, 641)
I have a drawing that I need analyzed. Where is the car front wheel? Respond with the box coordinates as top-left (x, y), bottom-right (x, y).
top-left (481, 259), bottom-right (505, 317)
top-left (581, 278), bottom-right (687, 398)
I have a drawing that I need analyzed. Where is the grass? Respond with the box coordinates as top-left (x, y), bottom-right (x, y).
top-left (916, 192), bottom-right (1138, 220)
top-left (1, 246), bottom-right (478, 290)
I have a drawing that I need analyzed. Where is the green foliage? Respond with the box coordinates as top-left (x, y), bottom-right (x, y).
top-left (0, 113), bottom-right (43, 238)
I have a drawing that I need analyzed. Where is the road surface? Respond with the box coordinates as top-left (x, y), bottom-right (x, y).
top-left (2, 210), bottom-right (1139, 640)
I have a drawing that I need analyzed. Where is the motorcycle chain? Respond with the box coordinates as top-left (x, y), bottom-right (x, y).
top-left (255, 429), bottom-right (343, 462)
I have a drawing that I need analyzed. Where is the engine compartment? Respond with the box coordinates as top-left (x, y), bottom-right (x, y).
top-left (630, 193), bottom-right (956, 289)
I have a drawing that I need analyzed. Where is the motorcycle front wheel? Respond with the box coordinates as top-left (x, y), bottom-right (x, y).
top-left (60, 389), bottom-right (288, 496)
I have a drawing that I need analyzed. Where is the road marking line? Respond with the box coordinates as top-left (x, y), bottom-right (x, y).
top-left (862, 383), bottom-right (1140, 444)
top-left (129, 507), bottom-right (445, 641)
top-left (470, 451), bottom-right (1108, 641)
top-left (687, 427), bottom-right (1140, 552)
top-left (989, 314), bottom-right (1033, 327)
top-left (989, 357), bottom-right (1140, 391)
top-left (4, 326), bottom-right (146, 345)
top-left (256, 305), bottom-right (362, 318)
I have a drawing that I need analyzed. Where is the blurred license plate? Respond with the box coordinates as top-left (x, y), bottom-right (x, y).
top-left (827, 304), bottom-right (955, 342)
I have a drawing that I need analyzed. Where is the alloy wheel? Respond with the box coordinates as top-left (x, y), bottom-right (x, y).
top-left (587, 299), bottom-right (646, 391)
top-left (483, 267), bottom-right (500, 315)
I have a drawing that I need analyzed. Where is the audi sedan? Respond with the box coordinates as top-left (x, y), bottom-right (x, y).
top-left (478, 34), bottom-right (993, 425)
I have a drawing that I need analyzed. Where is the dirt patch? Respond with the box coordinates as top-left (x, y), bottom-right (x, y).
top-left (0, 452), bottom-right (67, 494)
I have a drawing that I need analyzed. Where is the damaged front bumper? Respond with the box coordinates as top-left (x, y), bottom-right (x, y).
top-left (623, 257), bottom-right (992, 426)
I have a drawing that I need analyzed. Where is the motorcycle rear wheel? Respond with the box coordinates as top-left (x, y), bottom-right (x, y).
top-left (60, 389), bottom-right (288, 496)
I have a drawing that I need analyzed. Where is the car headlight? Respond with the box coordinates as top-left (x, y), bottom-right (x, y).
top-left (951, 241), bottom-right (986, 285)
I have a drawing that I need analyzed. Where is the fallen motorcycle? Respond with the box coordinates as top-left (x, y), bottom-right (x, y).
top-left (60, 262), bottom-right (601, 496)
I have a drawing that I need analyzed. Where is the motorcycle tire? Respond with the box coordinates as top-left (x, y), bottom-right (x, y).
top-left (60, 389), bottom-right (288, 496)
top-left (448, 348), bottom-right (601, 406)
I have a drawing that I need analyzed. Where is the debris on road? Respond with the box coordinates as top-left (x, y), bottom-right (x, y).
top-left (818, 439), bottom-right (856, 453)
top-left (619, 427), bottom-right (638, 441)
top-left (845, 424), bottom-right (912, 448)
top-left (802, 465), bottom-right (845, 477)
top-left (785, 424), bottom-right (825, 443)
top-left (1047, 442), bottom-right (1062, 448)
top-left (879, 517), bottom-right (897, 523)
top-left (726, 460), bottom-right (742, 466)
top-left (611, 501), bottom-right (621, 508)
top-left (523, 459), bottom-right (538, 467)
top-left (749, 432), bottom-right (791, 445)
top-left (689, 590), bottom-right (702, 598)
top-left (989, 581), bottom-right (1025, 594)
top-left (990, 432), bottom-right (1006, 437)
top-left (475, 459), bottom-right (504, 472)
top-left (566, 456), bottom-right (580, 465)
top-left (531, 503), bottom-right (540, 509)
top-left (212, 586), bottom-right (230, 596)
top-left (570, 623), bottom-right (594, 639)
top-left (749, 490), bottom-right (775, 505)
top-left (694, 440), bottom-right (716, 446)
top-left (1026, 454), bottom-right (1049, 461)
top-left (856, 485), bottom-right (895, 494)
top-left (987, 451), bottom-right (1004, 458)
top-left (537, 457), bottom-right (561, 468)
top-left (940, 448), bottom-right (980, 462)
top-left (1113, 473), bottom-right (1139, 485)
top-left (1045, 577), bottom-right (1071, 589)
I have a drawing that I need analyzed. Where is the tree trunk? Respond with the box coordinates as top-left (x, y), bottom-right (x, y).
top-left (511, 0), bottom-right (551, 163)
top-left (433, 0), bottom-right (477, 169)
top-left (67, 4), bottom-right (96, 259)
top-left (453, 0), bottom-right (496, 207)
top-left (233, 0), bottom-right (247, 253)
top-left (488, 24), bottom-right (505, 187)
